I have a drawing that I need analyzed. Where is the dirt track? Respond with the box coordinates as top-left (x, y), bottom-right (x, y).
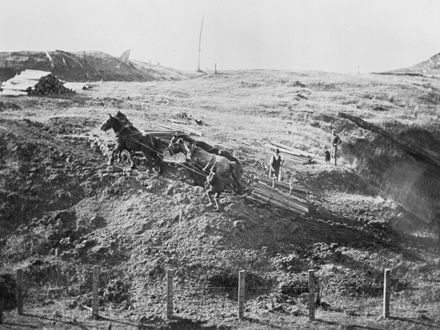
top-left (1, 70), bottom-right (439, 329)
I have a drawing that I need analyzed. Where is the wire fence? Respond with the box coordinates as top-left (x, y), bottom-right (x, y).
top-left (2, 267), bottom-right (417, 328)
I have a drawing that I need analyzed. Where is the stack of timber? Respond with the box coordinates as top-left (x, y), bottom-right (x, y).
top-left (267, 142), bottom-right (313, 164)
top-left (250, 177), bottom-right (309, 215)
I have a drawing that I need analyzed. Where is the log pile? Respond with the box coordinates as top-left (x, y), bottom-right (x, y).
top-left (27, 73), bottom-right (75, 96)
top-left (249, 177), bottom-right (309, 215)
top-left (267, 142), bottom-right (313, 164)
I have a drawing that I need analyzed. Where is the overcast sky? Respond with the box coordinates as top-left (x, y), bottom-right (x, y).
top-left (1, 0), bottom-right (440, 73)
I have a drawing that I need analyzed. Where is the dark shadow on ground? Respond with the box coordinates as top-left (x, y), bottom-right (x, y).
top-left (243, 316), bottom-right (289, 329)
top-left (390, 316), bottom-right (440, 329)
top-left (159, 316), bottom-right (231, 329)
top-left (21, 313), bottom-right (91, 329)
top-left (316, 318), bottom-right (382, 330)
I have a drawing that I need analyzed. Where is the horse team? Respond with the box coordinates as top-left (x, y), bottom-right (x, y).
top-left (100, 111), bottom-right (242, 210)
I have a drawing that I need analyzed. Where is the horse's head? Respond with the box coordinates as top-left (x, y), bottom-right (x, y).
top-left (115, 111), bottom-right (132, 127)
top-left (100, 114), bottom-right (119, 132)
top-left (168, 137), bottom-right (184, 156)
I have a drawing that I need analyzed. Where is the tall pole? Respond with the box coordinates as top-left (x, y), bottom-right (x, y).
top-left (197, 15), bottom-right (204, 72)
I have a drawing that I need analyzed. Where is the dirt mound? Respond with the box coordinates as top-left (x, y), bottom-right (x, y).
top-left (343, 124), bottom-right (440, 232)
top-left (27, 73), bottom-right (75, 96)
top-left (0, 50), bottom-right (189, 82)
top-left (381, 52), bottom-right (440, 78)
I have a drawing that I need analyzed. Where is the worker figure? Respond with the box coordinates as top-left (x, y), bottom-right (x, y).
top-left (269, 148), bottom-right (282, 181)
top-left (205, 166), bottom-right (224, 211)
top-left (331, 129), bottom-right (342, 165)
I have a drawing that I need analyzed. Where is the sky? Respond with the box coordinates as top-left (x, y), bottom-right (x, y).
top-left (1, 0), bottom-right (440, 73)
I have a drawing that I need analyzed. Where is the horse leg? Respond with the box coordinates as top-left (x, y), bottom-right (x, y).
top-left (206, 191), bottom-right (214, 207)
top-left (127, 151), bottom-right (135, 169)
top-left (109, 145), bottom-right (122, 166)
top-left (142, 149), bottom-right (154, 174)
top-left (229, 165), bottom-right (242, 194)
top-left (214, 192), bottom-right (221, 210)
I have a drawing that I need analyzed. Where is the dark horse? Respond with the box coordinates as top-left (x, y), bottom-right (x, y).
top-left (100, 113), bottom-right (164, 174)
top-left (169, 134), bottom-right (241, 165)
top-left (169, 138), bottom-right (242, 193)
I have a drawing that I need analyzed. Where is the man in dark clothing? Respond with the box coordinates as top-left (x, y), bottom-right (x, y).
top-left (205, 166), bottom-right (224, 211)
top-left (324, 150), bottom-right (331, 163)
top-left (269, 148), bottom-right (282, 181)
top-left (331, 129), bottom-right (342, 165)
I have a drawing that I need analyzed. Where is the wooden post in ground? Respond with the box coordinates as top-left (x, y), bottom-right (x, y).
top-left (16, 269), bottom-right (23, 315)
top-left (308, 270), bottom-right (315, 321)
top-left (383, 269), bottom-right (390, 318)
top-left (238, 270), bottom-right (246, 319)
top-left (92, 265), bottom-right (100, 319)
top-left (166, 270), bottom-right (174, 319)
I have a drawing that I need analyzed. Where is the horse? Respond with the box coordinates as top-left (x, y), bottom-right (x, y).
top-left (169, 138), bottom-right (242, 193)
top-left (170, 134), bottom-right (241, 165)
top-left (100, 113), bottom-right (164, 174)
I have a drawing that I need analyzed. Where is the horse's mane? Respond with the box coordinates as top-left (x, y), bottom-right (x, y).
top-left (174, 134), bottom-right (194, 144)
top-left (115, 111), bottom-right (133, 126)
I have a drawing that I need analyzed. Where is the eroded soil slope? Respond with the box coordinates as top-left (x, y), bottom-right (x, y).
top-left (1, 70), bottom-right (439, 329)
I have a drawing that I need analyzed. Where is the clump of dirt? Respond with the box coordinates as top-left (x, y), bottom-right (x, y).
top-left (0, 101), bottom-right (21, 111)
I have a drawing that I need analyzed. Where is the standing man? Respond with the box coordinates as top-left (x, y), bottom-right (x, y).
top-left (331, 129), bottom-right (342, 165)
top-left (269, 148), bottom-right (282, 181)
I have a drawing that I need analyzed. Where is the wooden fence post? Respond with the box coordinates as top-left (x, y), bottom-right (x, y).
top-left (16, 269), bottom-right (23, 315)
top-left (308, 270), bottom-right (315, 321)
top-left (238, 270), bottom-right (246, 319)
top-left (383, 269), bottom-right (390, 318)
top-left (92, 265), bottom-right (100, 319)
top-left (166, 270), bottom-right (174, 319)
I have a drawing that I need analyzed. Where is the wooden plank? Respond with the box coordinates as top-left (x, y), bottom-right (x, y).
top-left (308, 270), bottom-right (315, 321)
top-left (238, 270), bottom-right (246, 319)
top-left (253, 188), bottom-right (309, 213)
top-left (383, 269), bottom-right (391, 318)
top-left (252, 191), bottom-right (307, 215)
top-left (255, 181), bottom-right (307, 203)
top-left (267, 145), bottom-right (310, 163)
top-left (166, 270), bottom-right (174, 319)
top-left (92, 265), bottom-right (100, 319)
top-left (256, 177), bottom-right (307, 195)
top-left (270, 141), bottom-right (314, 158)
top-left (253, 184), bottom-right (308, 208)
top-left (170, 122), bottom-right (203, 137)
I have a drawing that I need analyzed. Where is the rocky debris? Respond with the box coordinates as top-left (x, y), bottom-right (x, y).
top-left (0, 101), bottom-right (21, 111)
top-left (103, 279), bottom-right (131, 304)
top-left (287, 80), bottom-right (307, 88)
top-left (27, 73), bottom-right (75, 96)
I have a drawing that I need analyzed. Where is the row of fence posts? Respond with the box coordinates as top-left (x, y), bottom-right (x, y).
top-left (8, 267), bottom-right (392, 322)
